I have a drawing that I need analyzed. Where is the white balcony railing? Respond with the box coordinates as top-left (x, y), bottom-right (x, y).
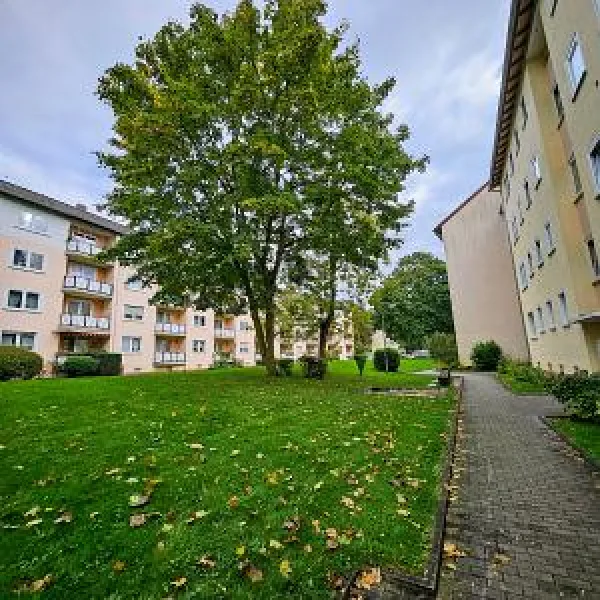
top-left (60, 314), bottom-right (110, 330)
top-left (155, 323), bottom-right (186, 335)
top-left (155, 352), bottom-right (186, 364)
top-left (214, 328), bottom-right (235, 339)
top-left (66, 239), bottom-right (103, 256)
top-left (64, 275), bottom-right (113, 297)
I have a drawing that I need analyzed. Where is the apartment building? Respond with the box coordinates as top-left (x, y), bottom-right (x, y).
top-left (0, 180), bottom-right (353, 373)
top-left (438, 0), bottom-right (600, 372)
top-left (435, 185), bottom-right (530, 365)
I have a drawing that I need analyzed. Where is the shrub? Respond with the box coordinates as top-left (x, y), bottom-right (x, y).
top-left (277, 358), bottom-right (294, 376)
top-left (498, 358), bottom-right (548, 387)
top-left (60, 356), bottom-right (99, 378)
top-left (426, 332), bottom-right (458, 368)
top-left (93, 353), bottom-right (122, 376)
top-left (373, 348), bottom-right (400, 373)
top-left (354, 354), bottom-right (367, 376)
top-left (299, 356), bottom-right (327, 379)
top-left (548, 372), bottom-right (600, 420)
top-left (471, 340), bottom-right (503, 371)
top-left (0, 346), bottom-right (43, 381)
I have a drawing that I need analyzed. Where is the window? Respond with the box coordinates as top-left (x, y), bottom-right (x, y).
top-left (68, 263), bottom-right (96, 280)
top-left (536, 307), bottom-right (545, 334)
top-left (7, 290), bottom-right (40, 311)
top-left (546, 300), bottom-right (555, 329)
top-left (239, 343), bottom-right (250, 354)
top-left (122, 336), bottom-right (142, 353)
top-left (124, 305), bottom-right (144, 321)
top-left (512, 216), bottom-right (519, 243)
top-left (527, 252), bottom-right (534, 276)
top-left (524, 180), bottom-right (532, 209)
top-left (239, 320), bottom-right (250, 331)
top-left (552, 83), bottom-right (564, 121)
top-left (514, 129), bottom-right (521, 155)
top-left (544, 222), bottom-right (555, 253)
top-left (587, 239), bottom-right (600, 277)
top-left (527, 312), bottom-right (537, 337)
top-left (68, 300), bottom-right (91, 316)
top-left (590, 137), bottom-right (600, 193)
top-left (1, 331), bottom-right (36, 350)
top-left (531, 156), bottom-right (542, 185)
top-left (192, 339), bottom-right (206, 353)
top-left (503, 174), bottom-right (511, 199)
top-left (509, 153), bottom-right (515, 176)
top-left (156, 311), bottom-right (169, 325)
top-left (566, 34), bottom-right (586, 94)
top-left (568, 153), bottom-right (583, 195)
top-left (126, 278), bottom-right (143, 291)
top-left (193, 315), bottom-right (206, 327)
top-left (517, 198), bottom-right (524, 225)
top-left (548, 0), bottom-right (558, 16)
top-left (521, 97), bottom-right (528, 129)
top-left (12, 249), bottom-right (44, 271)
top-left (519, 262), bottom-right (528, 290)
top-left (18, 211), bottom-right (48, 234)
top-left (558, 291), bottom-right (569, 326)
top-left (534, 239), bottom-right (544, 267)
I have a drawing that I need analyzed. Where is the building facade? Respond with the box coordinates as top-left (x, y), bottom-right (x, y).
top-left (492, 0), bottom-right (600, 373)
top-left (435, 185), bottom-right (530, 366)
top-left (0, 181), bottom-right (353, 374)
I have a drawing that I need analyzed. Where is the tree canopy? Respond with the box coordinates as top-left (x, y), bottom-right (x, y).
top-left (371, 252), bottom-right (454, 351)
top-left (97, 0), bottom-right (425, 374)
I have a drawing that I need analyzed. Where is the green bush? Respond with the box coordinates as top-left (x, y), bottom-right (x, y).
top-left (498, 359), bottom-right (547, 386)
top-left (61, 356), bottom-right (99, 378)
top-left (354, 354), bottom-right (367, 376)
top-left (548, 372), bottom-right (600, 420)
top-left (93, 353), bottom-right (122, 376)
top-left (0, 346), bottom-right (43, 381)
top-left (277, 358), bottom-right (294, 376)
top-left (426, 332), bottom-right (458, 368)
top-left (471, 340), bottom-right (503, 371)
top-left (299, 356), bottom-right (327, 379)
top-left (373, 348), bottom-right (400, 373)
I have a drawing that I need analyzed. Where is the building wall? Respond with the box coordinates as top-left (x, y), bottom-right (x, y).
top-left (440, 187), bottom-right (530, 365)
top-left (499, 0), bottom-right (600, 372)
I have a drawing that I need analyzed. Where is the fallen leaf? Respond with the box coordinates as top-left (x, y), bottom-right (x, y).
top-left (197, 555), bottom-right (216, 569)
top-left (279, 560), bottom-right (292, 577)
top-left (25, 519), bottom-right (42, 527)
top-left (356, 567), bottom-right (382, 590)
top-left (228, 496), bottom-right (239, 509)
top-left (241, 563), bottom-right (263, 583)
top-left (129, 495), bottom-right (150, 508)
top-left (304, 544), bottom-right (312, 553)
top-left (187, 443), bottom-right (204, 450)
top-left (397, 509), bottom-right (410, 517)
top-left (443, 542), bottom-right (466, 559)
top-left (269, 539), bottom-right (283, 550)
top-left (112, 560), bottom-right (126, 573)
top-left (54, 512), bottom-right (72, 524)
top-left (327, 572), bottom-right (345, 590)
top-left (266, 472), bottom-right (279, 485)
top-left (236, 546), bottom-right (246, 557)
top-left (30, 575), bottom-right (53, 592)
top-left (341, 496), bottom-right (355, 509)
top-left (129, 513), bottom-right (147, 528)
top-left (24, 506), bottom-right (40, 518)
top-left (186, 510), bottom-right (209, 524)
top-left (493, 553), bottom-right (511, 566)
top-left (313, 481), bottom-right (324, 490)
top-left (171, 576), bottom-right (187, 588)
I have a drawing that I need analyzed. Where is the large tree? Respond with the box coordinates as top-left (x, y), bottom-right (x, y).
top-left (97, 0), bottom-right (425, 375)
top-left (371, 252), bottom-right (454, 351)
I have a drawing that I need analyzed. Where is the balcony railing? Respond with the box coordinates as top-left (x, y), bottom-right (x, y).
top-left (214, 328), bottom-right (235, 339)
top-left (66, 239), bottom-right (103, 256)
top-left (64, 275), bottom-right (113, 297)
top-left (60, 314), bottom-right (110, 330)
top-left (155, 352), bottom-right (186, 364)
top-left (155, 323), bottom-right (186, 335)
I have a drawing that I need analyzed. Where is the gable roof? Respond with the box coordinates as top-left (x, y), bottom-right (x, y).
top-left (489, 0), bottom-right (536, 188)
top-left (0, 179), bottom-right (128, 234)
top-left (433, 182), bottom-right (488, 239)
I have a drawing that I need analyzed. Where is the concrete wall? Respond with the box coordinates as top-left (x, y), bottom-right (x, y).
top-left (440, 186), bottom-right (530, 365)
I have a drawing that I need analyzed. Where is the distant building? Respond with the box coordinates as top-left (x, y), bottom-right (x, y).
top-left (371, 330), bottom-right (404, 354)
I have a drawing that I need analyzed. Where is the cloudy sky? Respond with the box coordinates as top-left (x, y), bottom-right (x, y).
top-left (0, 0), bottom-right (510, 260)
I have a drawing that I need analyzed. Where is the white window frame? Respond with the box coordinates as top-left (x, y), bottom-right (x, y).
top-left (122, 336), bottom-right (142, 353)
top-left (546, 300), bottom-right (556, 330)
top-left (514, 129), bottom-right (521, 156)
top-left (517, 198), bottom-right (524, 225)
top-left (534, 239), bottom-right (544, 267)
top-left (124, 305), bottom-right (144, 321)
top-left (544, 221), bottom-right (556, 255)
top-left (239, 342), bottom-right (250, 354)
top-left (193, 315), bottom-right (206, 327)
top-left (11, 248), bottom-right (45, 272)
top-left (5, 289), bottom-right (42, 312)
top-left (565, 33), bottom-right (586, 96)
top-left (530, 155), bottom-right (542, 187)
top-left (126, 278), bottom-right (143, 291)
top-left (520, 96), bottom-right (528, 129)
top-left (589, 135), bottom-right (600, 195)
top-left (192, 339), bottom-right (206, 353)
top-left (512, 216), bottom-right (519, 244)
top-left (519, 262), bottom-right (528, 290)
top-left (558, 291), bottom-right (569, 327)
top-left (1, 331), bottom-right (37, 350)
top-left (527, 311), bottom-right (537, 338)
top-left (548, 0), bottom-right (558, 16)
top-left (239, 320), bottom-right (251, 331)
top-left (568, 153), bottom-right (583, 196)
top-left (536, 306), bottom-right (546, 334)
top-left (524, 180), bottom-right (532, 209)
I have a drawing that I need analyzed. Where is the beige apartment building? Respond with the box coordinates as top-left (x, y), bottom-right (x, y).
top-left (438, 0), bottom-right (600, 372)
top-left (0, 180), bottom-right (353, 374)
top-left (435, 184), bottom-right (530, 365)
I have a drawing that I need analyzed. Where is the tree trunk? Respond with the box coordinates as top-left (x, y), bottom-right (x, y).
top-left (318, 256), bottom-right (337, 361)
top-left (248, 302), bottom-right (277, 376)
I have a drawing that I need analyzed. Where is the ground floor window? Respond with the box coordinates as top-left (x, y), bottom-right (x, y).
top-left (239, 343), bottom-right (249, 354)
top-left (1, 331), bottom-right (36, 350)
top-left (122, 336), bottom-right (142, 353)
top-left (192, 339), bottom-right (206, 353)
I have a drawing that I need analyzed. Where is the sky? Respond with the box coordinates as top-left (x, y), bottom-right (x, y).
top-left (0, 0), bottom-right (511, 262)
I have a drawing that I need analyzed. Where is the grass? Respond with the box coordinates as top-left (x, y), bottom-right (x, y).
top-left (497, 372), bottom-right (548, 395)
top-left (0, 360), bottom-right (454, 599)
top-left (548, 418), bottom-right (600, 463)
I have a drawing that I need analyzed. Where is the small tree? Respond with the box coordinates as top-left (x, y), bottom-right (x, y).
top-left (426, 332), bottom-right (458, 369)
top-left (471, 340), bottom-right (503, 371)
top-left (354, 354), bottom-right (367, 376)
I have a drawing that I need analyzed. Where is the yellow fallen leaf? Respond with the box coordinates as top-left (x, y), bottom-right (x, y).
top-left (356, 567), bottom-right (381, 590)
top-left (26, 519), bottom-right (42, 527)
top-left (171, 576), bottom-right (187, 588)
top-left (236, 546), bottom-right (246, 557)
top-left (397, 509), bottom-right (410, 517)
top-left (129, 495), bottom-right (150, 508)
top-left (30, 575), bottom-right (53, 592)
top-left (228, 496), bottom-right (239, 509)
top-left (197, 555), bottom-right (216, 568)
top-left (54, 512), bottom-right (72, 524)
top-left (443, 542), bottom-right (466, 559)
top-left (24, 506), bottom-right (40, 518)
top-left (269, 539), bottom-right (283, 549)
top-left (279, 559), bottom-right (292, 577)
top-left (129, 513), bottom-right (147, 528)
top-left (112, 560), bottom-right (126, 573)
top-left (244, 564), bottom-right (263, 582)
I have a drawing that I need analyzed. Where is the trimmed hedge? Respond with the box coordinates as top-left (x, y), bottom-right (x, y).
top-left (57, 352), bottom-right (122, 377)
top-left (0, 346), bottom-right (43, 381)
top-left (373, 348), bottom-right (400, 373)
top-left (471, 340), bottom-right (503, 371)
top-left (299, 356), bottom-right (327, 379)
top-left (61, 356), bottom-right (99, 378)
top-left (276, 359), bottom-right (294, 377)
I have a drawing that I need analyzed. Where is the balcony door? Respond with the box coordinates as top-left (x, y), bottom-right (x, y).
top-left (156, 339), bottom-right (169, 353)
top-left (68, 300), bottom-right (91, 317)
top-left (68, 263), bottom-right (96, 280)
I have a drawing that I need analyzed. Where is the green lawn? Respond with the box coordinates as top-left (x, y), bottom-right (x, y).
top-left (497, 372), bottom-right (547, 395)
top-left (549, 418), bottom-right (600, 462)
top-left (0, 362), bottom-right (454, 599)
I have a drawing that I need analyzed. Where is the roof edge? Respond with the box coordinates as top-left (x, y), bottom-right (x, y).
top-left (433, 182), bottom-right (490, 239)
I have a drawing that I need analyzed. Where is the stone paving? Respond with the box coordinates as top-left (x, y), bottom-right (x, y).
top-left (437, 373), bottom-right (600, 600)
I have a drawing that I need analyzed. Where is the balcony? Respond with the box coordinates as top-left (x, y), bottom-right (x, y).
top-left (66, 239), bottom-right (111, 264)
top-left (155, 323), bottom-right (186, 336)
top-left (63, 275), bottom-right (113, 298)
top-left (57, 314), bottom-right (111, 334)
top-left (154, 352), bottom-right (186, 365)
top-left (214, 328), bottom-right (235, 339)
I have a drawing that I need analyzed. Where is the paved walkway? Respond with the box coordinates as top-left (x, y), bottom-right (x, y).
top-left (438, 373), bottom-right (600, 600)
